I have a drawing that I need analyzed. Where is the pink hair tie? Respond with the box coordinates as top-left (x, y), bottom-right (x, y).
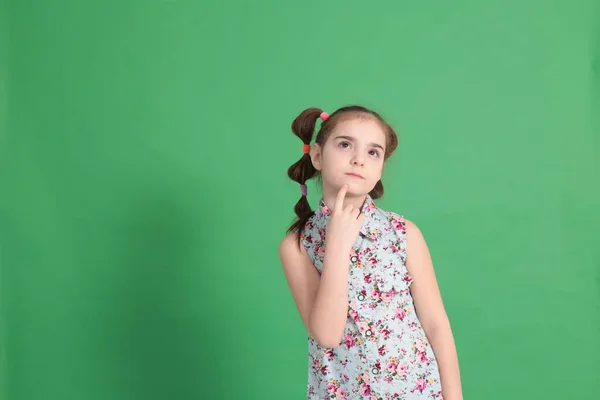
top-left (300, 184), bottom-right (307, 197)
top-left (319, 111), bottom-right (329, 121)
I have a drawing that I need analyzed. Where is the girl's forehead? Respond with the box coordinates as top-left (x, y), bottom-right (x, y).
top-left (331, 118), bottom-right (387, 141)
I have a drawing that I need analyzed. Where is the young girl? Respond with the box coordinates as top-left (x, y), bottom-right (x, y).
top-left (279, 106), bottom-right (463, 400)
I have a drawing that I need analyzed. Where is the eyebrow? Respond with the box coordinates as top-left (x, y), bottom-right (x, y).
top-left (333, 135), bottom-right (385, 151)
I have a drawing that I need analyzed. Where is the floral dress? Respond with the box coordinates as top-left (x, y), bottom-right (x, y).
top-left (300, 195), bottom-right (443, 400)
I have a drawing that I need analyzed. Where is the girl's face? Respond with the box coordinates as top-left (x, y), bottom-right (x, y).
top-left (312, 118), bottom-right (387, 197)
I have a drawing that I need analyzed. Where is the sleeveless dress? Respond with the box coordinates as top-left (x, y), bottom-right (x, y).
top-left (300, 194), bottom-right (443, 400)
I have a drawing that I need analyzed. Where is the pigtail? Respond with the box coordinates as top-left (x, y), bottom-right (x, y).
top-left (368, 118), bottom-right (397, 200)
top-left (369, 180), bottom-right (384, 199)
top-left (286, 107), bottom-right (329, 246)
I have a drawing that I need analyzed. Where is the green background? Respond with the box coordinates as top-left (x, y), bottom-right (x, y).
top-left (2, 0), bottom-right (599, 399)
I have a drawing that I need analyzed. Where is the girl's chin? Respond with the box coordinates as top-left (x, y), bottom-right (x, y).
top-left (328, 183), bottom-right (370, 194)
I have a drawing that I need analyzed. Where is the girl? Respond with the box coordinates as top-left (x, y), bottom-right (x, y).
top-left (279, 106), bottom-right (463, 400)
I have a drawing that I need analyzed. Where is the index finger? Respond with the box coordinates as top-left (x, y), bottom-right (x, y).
top-left (333, 184), bottom-right (348, 213)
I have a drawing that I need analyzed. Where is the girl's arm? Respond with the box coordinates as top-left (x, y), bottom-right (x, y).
top-left (279, 233), bottom-right (351, 348)
top-left (404, 219), bottom-right (463, 400)
top-left (279, 185), bottom-right (366, 348)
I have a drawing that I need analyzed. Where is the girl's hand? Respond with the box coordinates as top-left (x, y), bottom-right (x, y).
top-left (325, 184), bottom-right (366, 251)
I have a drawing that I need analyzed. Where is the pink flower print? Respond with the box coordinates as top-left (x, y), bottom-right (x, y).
top-left (359, 383), bottom-right (371, 396)
top-left (327, 383), bottom-right (337, 394)
top-left (368, 326), bottom-right (377, 338)
top-left (348, 310), bottom-right (358, 322)
top-left (364, 274), bottom-right (373, 284)
top-left (415, 378), bottom-right (427, 392)
top-left (317, 246), bottom-right (326, 257)
top-left (362, 372), bottom-right (371, 385)
top-left (368, 257), bottom-right (377, 266)
top-left (325, 349), bottom-right (334, 360)
top-left (418, 351), bottom-right (429, 364)
top-left (360, 321), bottom-right (370, 333)
top-left (344, 333), bottom-right (356, 348)
top-left (320, 366), bottom-right (329, 375)
top-left (415, 340), bottom-right (425, 352)
top-left (397, 364), bottom-right (408, 376)
top-left (404, 273), bottom-right (413, 284)
top-left (366, 202), bottom-right (375, 213)
top-left (349, 308), bottom-right (360, 322)
top-left (312, 359), bottom-right (321, 369)
top-left (391, 217), bottom-right (403, 230)
top-left (336, 389), bottom-right (348, 400)
top-left (370, 396), bottom-right (378, 400)
top-left (380, 328), bottom-right (391, 339)
top-left (396, 307), bottom-right (406, 320)
top-left (349, 299), bottom-right (357, 311)
top-left (372, 290), bottom-right (382, 301)
top-left (387, 361), bottom-right (397, 373)
top-left (382, 292), bottom-right (394, 303)
top-left (342, 374), bottom-right (349, 382)
top-left (378, 345), bottom-right (387, 356)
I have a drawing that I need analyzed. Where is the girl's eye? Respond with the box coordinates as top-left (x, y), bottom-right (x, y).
top-left (339, 141), bottom-right (380, 157)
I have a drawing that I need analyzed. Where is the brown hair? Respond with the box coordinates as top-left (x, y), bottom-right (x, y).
top-left (286, 105), bottom-right (399, 246)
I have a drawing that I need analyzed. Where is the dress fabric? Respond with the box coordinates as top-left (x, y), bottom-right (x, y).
top-left (300, 195), bottom-right (443, 400)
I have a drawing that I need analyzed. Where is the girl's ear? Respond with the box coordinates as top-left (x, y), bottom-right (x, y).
top-left (310, 143), bottom-right (323, 171)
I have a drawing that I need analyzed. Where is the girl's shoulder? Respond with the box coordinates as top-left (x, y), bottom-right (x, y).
top-left (278, 230), bottom-right (309, 261)
top-left (372, 205), bottom-right (409, 232)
